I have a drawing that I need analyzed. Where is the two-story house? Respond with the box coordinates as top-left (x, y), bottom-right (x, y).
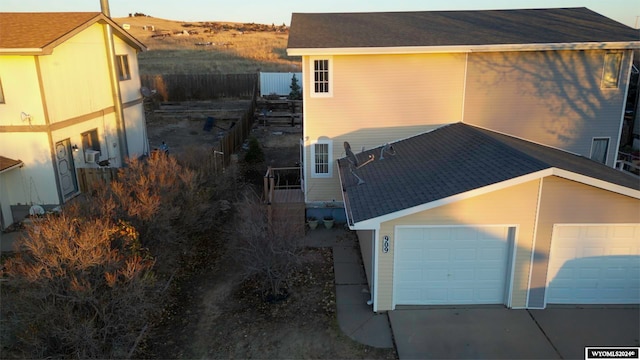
top-left (287, 8), bottom-right (640, 311)
top-left (0, 12), bottom-right (149, 230)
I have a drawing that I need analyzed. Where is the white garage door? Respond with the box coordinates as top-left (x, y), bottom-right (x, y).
top-left (394, 226), bottom-right (512, 305)
top-left (547, 225), bottom-right (640, 304)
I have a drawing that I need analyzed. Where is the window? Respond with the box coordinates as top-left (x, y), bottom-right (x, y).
top-left (590, 138), bottom-right (609, 164)
top-left (601, 52), bottom-right (622, 89)
top-left (310, 57), bottom-right (332, 97)
top-left (311, 140), bottom-right (332, 177)
top-left (0, 77), bottom-right (5, 104)
top-left (116, 55), bottom-right (131, 81)
top-left (82, 129), bottom-right (101, 161)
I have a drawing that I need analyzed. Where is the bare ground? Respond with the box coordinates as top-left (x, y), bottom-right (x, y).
top-left (143, 101), bottom-right (397, 359)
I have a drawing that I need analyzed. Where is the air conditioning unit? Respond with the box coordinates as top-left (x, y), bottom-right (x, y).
top-left (85, 150), bottom-right (100, 163)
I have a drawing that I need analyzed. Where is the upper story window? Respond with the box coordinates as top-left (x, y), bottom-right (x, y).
top-left (116, 55), bottom-right (131, 81)
top-left (310, 57), bottom-right (332, 97)
top-left (311, 140), bottom-right (333, 178)
top-left (0, 77), bottom-right (5, 104)
top-left (590, 137), bottom-right (609, 164)
top-left (601, 52), bottom-right (622, 89)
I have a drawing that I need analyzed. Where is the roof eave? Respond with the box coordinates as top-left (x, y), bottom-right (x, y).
top-left (0, 48), bottom-right (48, 55)
top-left (287, 41), bottom-right (640, 56)
top-left (347, 168), bottom-right (640, 230)
top-left (0, 160), bottom-right (24, 175)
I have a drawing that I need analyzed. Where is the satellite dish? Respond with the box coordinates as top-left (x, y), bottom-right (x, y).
top-left (344, 141), bottom-right (358, 167)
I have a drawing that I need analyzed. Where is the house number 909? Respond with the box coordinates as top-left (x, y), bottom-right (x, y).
top-left (383, 236), bottom-right (389, 253)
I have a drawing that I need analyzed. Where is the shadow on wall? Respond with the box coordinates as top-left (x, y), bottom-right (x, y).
top-left (468, 48), bottom-right (629, 162)
top-left (531, 255), bottom-right (640, 307)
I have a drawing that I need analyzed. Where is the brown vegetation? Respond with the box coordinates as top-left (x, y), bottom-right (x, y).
top-left (0, 150), bottom-right (236, 358)
top-left (116, 16), bottom-right (301, 74)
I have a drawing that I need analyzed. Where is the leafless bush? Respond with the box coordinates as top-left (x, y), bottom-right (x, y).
top-left (1, 209), bottom-right (156, 358)
top-left (1, 150), bottom-right (238, 358)
top-left (233, 192), bottom-right (303, 299)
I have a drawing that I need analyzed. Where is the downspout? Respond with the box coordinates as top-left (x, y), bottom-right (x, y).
top-left (367, 229), bottom-right (375, 307)
top-left (101, 0), bottom-right (128, 165)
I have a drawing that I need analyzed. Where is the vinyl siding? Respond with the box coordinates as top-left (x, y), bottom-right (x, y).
top-left (464, 50), bottom-right (632, 167)
top-left (375, 179), bottom-right (541, 311)
top-left (38, 23), bottom-right (113, 124)
top-left (303, 53), bottom-right (466, 202)
top-left (0, 56), bottom-right (45, 126)
top-left (528, 176), bottom-right (640, 308)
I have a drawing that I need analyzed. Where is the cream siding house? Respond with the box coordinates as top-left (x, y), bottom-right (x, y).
top-left (288, 8), bottom-right (638, 205)
top-left (288, 8), bottom-right (640, 311)
top-left (0, 12), bottom-right (148, 230)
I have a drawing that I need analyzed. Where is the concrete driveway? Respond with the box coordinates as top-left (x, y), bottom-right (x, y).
top-left (388, 306), bottom-right (640, 359)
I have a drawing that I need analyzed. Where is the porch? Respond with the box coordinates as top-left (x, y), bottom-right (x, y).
top-left (264, 166), bottom-right (305, 236)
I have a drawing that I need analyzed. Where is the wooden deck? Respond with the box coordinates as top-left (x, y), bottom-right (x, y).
top-left (273, 189), bottom-right (304, 203)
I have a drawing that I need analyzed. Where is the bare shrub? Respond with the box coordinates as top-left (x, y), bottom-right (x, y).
top-left (1, 209), bottom-right (156, 358)
top-left (233, 192), bottom-right (303, 299)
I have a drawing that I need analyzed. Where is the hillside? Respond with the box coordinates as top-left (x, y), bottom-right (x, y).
top-left (114, 15), bottom-right (301, 74)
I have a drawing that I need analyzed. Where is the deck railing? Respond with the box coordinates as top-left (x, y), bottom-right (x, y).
top-left (263, 166), bottom-right (302, 204)
top-left (616, 151), bottom-right (640, 177)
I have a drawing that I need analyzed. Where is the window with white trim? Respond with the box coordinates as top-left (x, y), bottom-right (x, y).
top-left (311, 140), bottom-right (332, 177)
top-left (310, 57), bottom-right (332, 97)
top-left (601, 52), bottom-right (622, 89)
top-left (116, 55), bottom-right (131, 81)
top-left (590, 137), bottom-right (609, 164)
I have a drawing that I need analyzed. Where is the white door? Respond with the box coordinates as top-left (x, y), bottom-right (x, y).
top-left (394, 226), bottom-right (512, 305)
top-left (55, 139), bottom-right (78, 200)
top-left (547, 224), bottom-right (640, 304)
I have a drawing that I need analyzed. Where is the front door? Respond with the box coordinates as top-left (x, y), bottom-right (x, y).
top-left (55, 139), bottom-right (78, 200)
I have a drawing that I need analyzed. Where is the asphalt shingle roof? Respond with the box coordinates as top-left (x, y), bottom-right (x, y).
top-left (0, 156), bottom-right (22, 172)
top-left (338, 123), bottom-right (640, 224)
top-left (288, 8), bottom-right (639, 50)
top-left (0, 12), bottom-right (145, 52)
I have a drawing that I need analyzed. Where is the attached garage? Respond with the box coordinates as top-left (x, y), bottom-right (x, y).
top-left (338, 124), bottom-right (640, 312)
top-left (394, 226), bottom-right (515, 305)
top-left (546, 224), bottom-right (640, 304)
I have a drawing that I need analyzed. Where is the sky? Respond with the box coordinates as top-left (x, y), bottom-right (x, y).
top-left (2, 0), bottom-right (640, 28)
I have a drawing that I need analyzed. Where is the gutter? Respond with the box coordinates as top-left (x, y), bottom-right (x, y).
top-left (288, 41), bottom-right (640, 56)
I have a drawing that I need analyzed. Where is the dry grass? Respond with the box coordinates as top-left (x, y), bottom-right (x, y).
top-left (115, 16), bottom-right (301, 74)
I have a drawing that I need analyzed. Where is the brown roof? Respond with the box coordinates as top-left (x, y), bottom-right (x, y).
top-left (0, 12), bottom-right (145, 54)
top-left (0, 156), bottom-right (23, 173)
top-left (288, 7), bottom-right (639, 51)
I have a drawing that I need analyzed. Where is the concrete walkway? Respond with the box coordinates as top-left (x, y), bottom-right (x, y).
top-left (303, 227), bottom-right (395, 349)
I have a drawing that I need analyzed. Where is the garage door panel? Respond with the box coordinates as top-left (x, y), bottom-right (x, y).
top-left (395, 226), bottom-right (511, 305)
top-left (547, 225), bottom-right (640, 305)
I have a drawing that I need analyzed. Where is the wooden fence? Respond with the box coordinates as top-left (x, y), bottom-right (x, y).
top-left (141, 73), bottom-right (258, 101)
top-left (213, 85), bottom-right (258, 166)
top-left (78, 167), bottom-right (119, 193)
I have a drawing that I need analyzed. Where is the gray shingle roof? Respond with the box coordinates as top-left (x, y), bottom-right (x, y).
top-left (338, 123), bottom-right (640, 224)
top-left (288, 8), bottom-right (639, 50)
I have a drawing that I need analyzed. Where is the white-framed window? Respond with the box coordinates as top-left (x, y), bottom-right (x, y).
top-left (311, 140), bottom-right (333, 177)
top-left (0, 77), bottom-right (5, 104)
top-left (590, 137), bottom-right (609, 164)
top-left (310, 57), bottom-right (333, 97)
top-left (601, 52), bottom-right (622, 89)
top-left (116, 55), bottom-right (131, 81)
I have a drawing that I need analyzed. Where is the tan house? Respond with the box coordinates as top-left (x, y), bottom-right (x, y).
top-left (287, 8), bottom-right (640, 311)
top-left (0, 12), bottom-right (149, 230)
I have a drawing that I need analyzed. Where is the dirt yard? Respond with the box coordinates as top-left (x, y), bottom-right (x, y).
top-left (143, 100), bottom-right (396, 359)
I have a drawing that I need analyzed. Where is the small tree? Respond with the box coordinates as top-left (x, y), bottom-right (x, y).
top-left (233, 192), bottom-right (302, 299)
top-left (288, 73), bottom-right (302, 100)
